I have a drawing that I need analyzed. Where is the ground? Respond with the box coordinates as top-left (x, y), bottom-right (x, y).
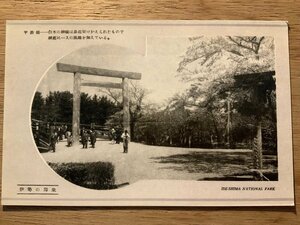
top-left (42, 139), bottom-right (253, 185)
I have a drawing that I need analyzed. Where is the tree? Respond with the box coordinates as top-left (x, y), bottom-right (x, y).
top-left (177, 36), bottom-right (276, 173)
top-left (133, 92), bottom-right (218, 148)
top-left (56, 91), bottom-right (73, 123)
top-left (80, 93), bottom-right (119, 126)
top-left (32, 92), bottom-right (44, 120)
top-left (177, 35), bottom-right (275, 125)
top-left (44, 92), bottom-right (60, 123)
top-left (31, 91), bottom-right (118, 126)
top-left (178, 36), bottom-right (274, 80)
top-left (177, 36), bottom-right (274, 106)
top-left (102, 81), bottom-right (147, 140)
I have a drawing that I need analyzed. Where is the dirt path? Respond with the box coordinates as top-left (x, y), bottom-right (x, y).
top-left (42, 139), bottom-right (251, 185)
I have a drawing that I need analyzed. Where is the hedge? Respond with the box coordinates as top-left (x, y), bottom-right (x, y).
top-left (48, 161), bottom-right (116, 190)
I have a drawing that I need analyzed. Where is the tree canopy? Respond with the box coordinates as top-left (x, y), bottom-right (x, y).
top-left (134, 36), bottom-right (277, 150)
top-left (32, 91), bottom-right (119, 126)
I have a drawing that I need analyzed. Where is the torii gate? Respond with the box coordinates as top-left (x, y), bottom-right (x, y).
top-left (56, 63), bottom-right (142, 143)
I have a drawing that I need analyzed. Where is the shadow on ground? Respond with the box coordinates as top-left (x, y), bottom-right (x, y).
top-left (151, 151), bottom-right (252, 175)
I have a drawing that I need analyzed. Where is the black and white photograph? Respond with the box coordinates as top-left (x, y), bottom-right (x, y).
top-left (31, 36), bottom-right (277, 190)
top-left (2, 21), bottom-right (293, 206)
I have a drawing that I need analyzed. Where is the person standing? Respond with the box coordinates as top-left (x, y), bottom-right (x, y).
top-left (121, 130), bottom-right (130, 153)
top-left (49, 132), bottom-right (57, 152)
top-left (111, 128), bottom-right (116, 144)
top-left (81, 130), bottom-right (88, 149)
top-left (65, 130), bottom-right (73, 147)
top-left (90, 129), bottom-right (97, 148)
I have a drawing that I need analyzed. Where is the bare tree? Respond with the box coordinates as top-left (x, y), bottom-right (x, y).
top-left (101, 81), bottom-right (148, 140)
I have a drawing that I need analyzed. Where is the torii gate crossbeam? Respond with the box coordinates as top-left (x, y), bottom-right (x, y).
top-left (57, 63), bottom-right (142, 143)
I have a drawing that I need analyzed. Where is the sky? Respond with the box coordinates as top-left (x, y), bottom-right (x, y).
top-left (37, 37), bottom-right (191, 106)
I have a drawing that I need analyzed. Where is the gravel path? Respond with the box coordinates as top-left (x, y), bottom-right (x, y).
top-left (42, 139), bottom-right (251, 185)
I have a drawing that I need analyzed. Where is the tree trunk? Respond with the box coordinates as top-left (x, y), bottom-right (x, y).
top-left (253, 122), bottom-right (263, 167)
top-left (130, 121), bottom-right (135, 141)
top-left (257, 121), bottom-right (263, 170)
top-left (210, 112), bottom-right (221, 144)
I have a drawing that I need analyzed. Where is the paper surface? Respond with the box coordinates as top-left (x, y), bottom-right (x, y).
top-left (2, 20), bottom-right (294, 206)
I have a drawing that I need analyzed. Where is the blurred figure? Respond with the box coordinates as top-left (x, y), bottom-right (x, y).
top-left (121, 130), bottom-right (130, 153)
top-left (81, 129), bottom-right (88, 149)
top-left (90, 129), bottom-right (97, 148)
top-left (65, 130), bottom-right (73, 147)
top-left (49, 132), bottom-right (58, 152)
top-left (111, 128), bottom-right (116, 144)
top-left (115, 127), bottom-right (122, 144)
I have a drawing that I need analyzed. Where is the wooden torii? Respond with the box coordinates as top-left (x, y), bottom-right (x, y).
top-left (57, 63), bottom-right (142, 143)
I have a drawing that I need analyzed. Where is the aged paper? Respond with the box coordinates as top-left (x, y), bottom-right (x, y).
top-left (2, 20), bottom-right (294, 206)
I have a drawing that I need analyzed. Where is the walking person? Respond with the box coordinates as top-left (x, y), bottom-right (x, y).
top-left (121, 130), bottom-right (130, 153)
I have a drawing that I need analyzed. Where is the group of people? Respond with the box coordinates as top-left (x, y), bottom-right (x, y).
top-left (81, 129), bottom-right (97, 149)
top-left (110, 128), bottom-right (130, 153)
top-left (49, 126), bottom-right (73, 152)
top-left (55, 125), bottom-right (68, 142)
top-left (48, 125), bottom-right (130, 153)
top-left (110, 128), bottom-right (122, 144)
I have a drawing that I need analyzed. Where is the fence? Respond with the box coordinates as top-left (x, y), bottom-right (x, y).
top-left (31, 118), bottom-right (109, 152)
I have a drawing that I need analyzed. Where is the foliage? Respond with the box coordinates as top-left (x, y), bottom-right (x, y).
top-left (177, 36), bottom-right (275, 121)
top-left (31, 91), bottom-right (119, 126)
top-left (135, 93), bottom-right (215, 148)
top-left (175, 36), bottom-right (276, 150)
top-left (48, 161), bottom-right (116, 190)
top-left (135, 36), bottom-right (277, 151)
top-left (31, 92), bottom-right (44, 120)
top-left (177, 36), bottom-right (274, 82)
top-left (80, 93), bottom-right (120, 125)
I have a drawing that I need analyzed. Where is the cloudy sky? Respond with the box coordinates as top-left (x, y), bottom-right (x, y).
top-left (37, 37), bottom-right (190, 105)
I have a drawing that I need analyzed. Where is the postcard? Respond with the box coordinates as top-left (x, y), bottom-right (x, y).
top-left (1, 20), bottom-right (294, 206)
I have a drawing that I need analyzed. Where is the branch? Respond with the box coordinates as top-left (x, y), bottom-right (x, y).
top-left (226, 49), bottom-right (244, 56)
top-left (228, 36), bottom-right (265, 54)
top-left (201, 50), bottom-right (220, 66)
top-left (228, 36), bottom-right (257, 53)
top-left (255, 37), bottom-right (265, 54)
top-left (98, 88), bottom-right (121, 105)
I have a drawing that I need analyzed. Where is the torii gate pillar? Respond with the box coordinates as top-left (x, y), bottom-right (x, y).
top-left (73, 72), bottom-right (81, 143)
top-left (122, 77), bottom-right (130, 134)
top-left (57, 63), bottom-right (141, 144)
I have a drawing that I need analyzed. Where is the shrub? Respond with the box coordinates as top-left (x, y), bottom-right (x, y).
top-left (48, 161), bottom-right (116, 190)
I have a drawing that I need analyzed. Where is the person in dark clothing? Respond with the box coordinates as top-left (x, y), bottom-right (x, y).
top-left (49, 132), bottom-right (57, 152)
top-left (115, 128), bottom-right (122, 144)
top-left (90, 130), bottom-right (97, 148)
top-left (81, 130), bottom-right (88, 149)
